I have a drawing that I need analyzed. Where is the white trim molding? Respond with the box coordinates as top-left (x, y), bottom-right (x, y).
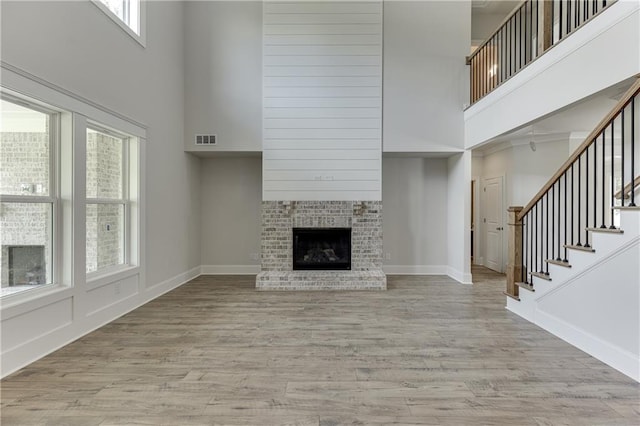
top-left (201, 265), bottom-right (260, 275)
top-left (383, 265), bottom-right (448, 275)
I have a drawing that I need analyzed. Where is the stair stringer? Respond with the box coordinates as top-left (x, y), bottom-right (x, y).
top-left (509, 236), bottom-right (640, 382)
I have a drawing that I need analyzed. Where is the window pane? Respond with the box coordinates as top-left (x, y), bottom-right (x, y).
top-left (98, 0), bottom-right (140, 34)
top-left (0, 203), bottom-right (53, 296)
top-left (0, 99), bottom-right (50, 196)
top-left (87, 129), bottom-right (123, 199)
top-left (86, 203), bottom-right (124, 273)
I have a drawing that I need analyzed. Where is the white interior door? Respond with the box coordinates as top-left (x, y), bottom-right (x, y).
top-left (484, 176), bottom-right (504, 273)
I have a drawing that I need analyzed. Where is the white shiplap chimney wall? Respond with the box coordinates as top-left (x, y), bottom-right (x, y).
top-left (262, 1), bottom-right (383, 201)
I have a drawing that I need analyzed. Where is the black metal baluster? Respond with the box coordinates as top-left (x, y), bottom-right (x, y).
top-left (510, 17), bottom-right (513, 77)
top-left (537, 0), bottom-right (540, 55)
top-left (585, 144), bottom-right (591, 248)
top-left (482, 47), bottom-right (485, 99)
top-left (531, 0), bottom-right (540, 54)
top-left (559, 0), bottom-right (564, 41)
top-left (577, 154), bottom-right (582, 246)
top-left (571, 163), bottom-right (575, 245)
top-left (564, 172), bottom-right (569, 262)
top-left (520, 8), bottom-right (524, 69)
top-left (567, 0), bottom-right (572, 35)
top-left (610, 120), bottom-right (616, 229)
top-left (592, 143), bottom-right (596, 230)
top-left (533, 204), bottom-right (537, 274)
top-left (557, 176), bottom-right (562, 261)
top-left (621, 105), bottom-right (626, 207)
top-left (528, 213), bottom-right (533, 283)
top-left (601, 131), bottom-right (606, 228)
top-left (631, 96), bottom-right (636, 207)
top-left (552, 183), bottom-right (555, 260)
top-left (523, 214), bottom-right (528, 283)
top-left (501, 27), bottom-right (505, 83)
top-left (524, 2), bottom-right (528, 64)
top-left (545, 192), bottom-right (550, 275)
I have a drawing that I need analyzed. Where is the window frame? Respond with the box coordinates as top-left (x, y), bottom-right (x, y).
top-left (0, 94), bottom-right (62, 298)
top-left (85, 123), bottom-right (132, 279)
top-left (91, 0), bottom-right (147, 48)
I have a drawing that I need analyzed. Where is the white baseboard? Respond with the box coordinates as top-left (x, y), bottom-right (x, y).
top-left (145, 266), bottom-right (201, 293)
top-left (536, 308), bottom-right (639, 382)
top-left (383, 265), bottom-right (447, 275)
top-left (201, 265), bottom-right (260, 275)
top-left (447, 266), bottom-right (473, 285)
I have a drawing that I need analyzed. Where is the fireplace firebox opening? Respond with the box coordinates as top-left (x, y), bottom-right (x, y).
top-left (293, 228), bottom-right (351, 271)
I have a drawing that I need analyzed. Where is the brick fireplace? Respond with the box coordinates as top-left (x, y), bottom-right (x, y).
top-left (256, 201), bottom-right (386, 290)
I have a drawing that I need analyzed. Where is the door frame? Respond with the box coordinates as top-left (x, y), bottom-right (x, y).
top-left (471, 176), bottom-right (482, 266)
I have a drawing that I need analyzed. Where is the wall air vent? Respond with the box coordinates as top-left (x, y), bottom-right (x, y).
top-left (195, 134), bottom-right (217, 145)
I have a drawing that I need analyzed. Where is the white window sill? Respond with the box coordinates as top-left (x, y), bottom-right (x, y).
top-left (86, 265), bottom-right (140, 291)
top-left (0, 284), bottom-right (73, 321)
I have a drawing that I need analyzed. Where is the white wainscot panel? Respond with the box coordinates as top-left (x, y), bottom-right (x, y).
top-left (265, 76), bottom-right (381, 87)
top-left (264, 66), bottom-right (381, 77)
top-left (263, 13), bottom-right (382, 25)
top-left (264, 24), bottom-right (382, 36)
top-left (264, 107), bottom-right (380, 119)
top-left (263, 149), bottom-right (379, 160)
top-left (264, 34), bottom-right (382, 46)
top-left (264, 169), bottom-right (381, 181)
top-left (264, 55), bottom-right (381, 67)
top-left (85, 275), bottom-right (139, 317)
top-left (263, 180), bottom-right (380, 192)
top-left (265, 98), bottom-right (380, 109)
top-left (1, 297), bottom-right (73, 352)
top-left (264, 2), bottom-right (382, 14)
top-left (264, 139), bottom-right (380, 150)
top-left (264, 159), bottom-right (380, 171)
top-left (264, 87), bottom-right (380, 99)
top-left (264, 118), bottom-right (381, 129)
top-left (265, 128), bottom-right (380, 139)
top-left (263, 190), bottom-right (380, 201)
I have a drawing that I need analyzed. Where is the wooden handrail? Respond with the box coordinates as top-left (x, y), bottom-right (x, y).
top-left (518, 77), bottom-right (640, 221)
top-left (468, 0), bottom-right (527, 61)
top-left (615, 175), bottom-right (640, 200)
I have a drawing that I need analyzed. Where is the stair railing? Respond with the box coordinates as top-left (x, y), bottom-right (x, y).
top-left (469, 0), bottom-right (615, 106)
top-left (506, 78), bottom-right (640, 299)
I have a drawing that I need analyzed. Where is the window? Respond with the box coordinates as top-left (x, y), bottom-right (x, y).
top-left (0, 97), bottom-right (57, 297)
top-left (86, 127), bottom-right (131, 275)
top-left (92, 0), bottom-right (145, 46)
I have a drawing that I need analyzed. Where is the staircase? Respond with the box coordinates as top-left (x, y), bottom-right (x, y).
top-left (505, 78), bottom-right (640, 382)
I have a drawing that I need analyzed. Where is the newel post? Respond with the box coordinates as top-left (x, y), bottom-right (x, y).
top-left (506, 206), bottom-right (523, 300)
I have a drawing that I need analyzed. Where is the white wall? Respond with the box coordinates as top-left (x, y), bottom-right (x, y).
top-left (465, 1), bottom-right (640, 148)
top-left (200, 157), bottom-right (262, 273)
top-left (382, 157), bottom-right (448, 273)
top-left (447, 152), bottom-right (472, 283)
top-left (0, 1), bottom-right (200, 377)
top-left (536, 238), bottom-right (639, 381)
top-left (383, 1), bottom-right (470, 153)
top-left (262, 1), bottom-right (383, 201)
top-left (184, 1), bottom-right (262, 154)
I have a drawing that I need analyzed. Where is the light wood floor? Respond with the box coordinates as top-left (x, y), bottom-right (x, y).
top-left (2, 267), bottom-right (639, 425)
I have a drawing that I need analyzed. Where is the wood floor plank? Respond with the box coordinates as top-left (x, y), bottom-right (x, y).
top-left (1, 267), bottom-right (638, 425)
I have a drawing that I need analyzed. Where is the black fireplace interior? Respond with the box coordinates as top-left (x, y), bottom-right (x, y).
top-left (293, 228), bottom-right (351, 270)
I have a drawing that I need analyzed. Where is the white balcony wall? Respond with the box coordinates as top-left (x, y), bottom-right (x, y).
top-left (465, 0), bottom-right (640, 149)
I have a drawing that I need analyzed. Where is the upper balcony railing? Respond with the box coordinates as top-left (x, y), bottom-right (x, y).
top-left (468, 0), bottom-right (616, 105)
